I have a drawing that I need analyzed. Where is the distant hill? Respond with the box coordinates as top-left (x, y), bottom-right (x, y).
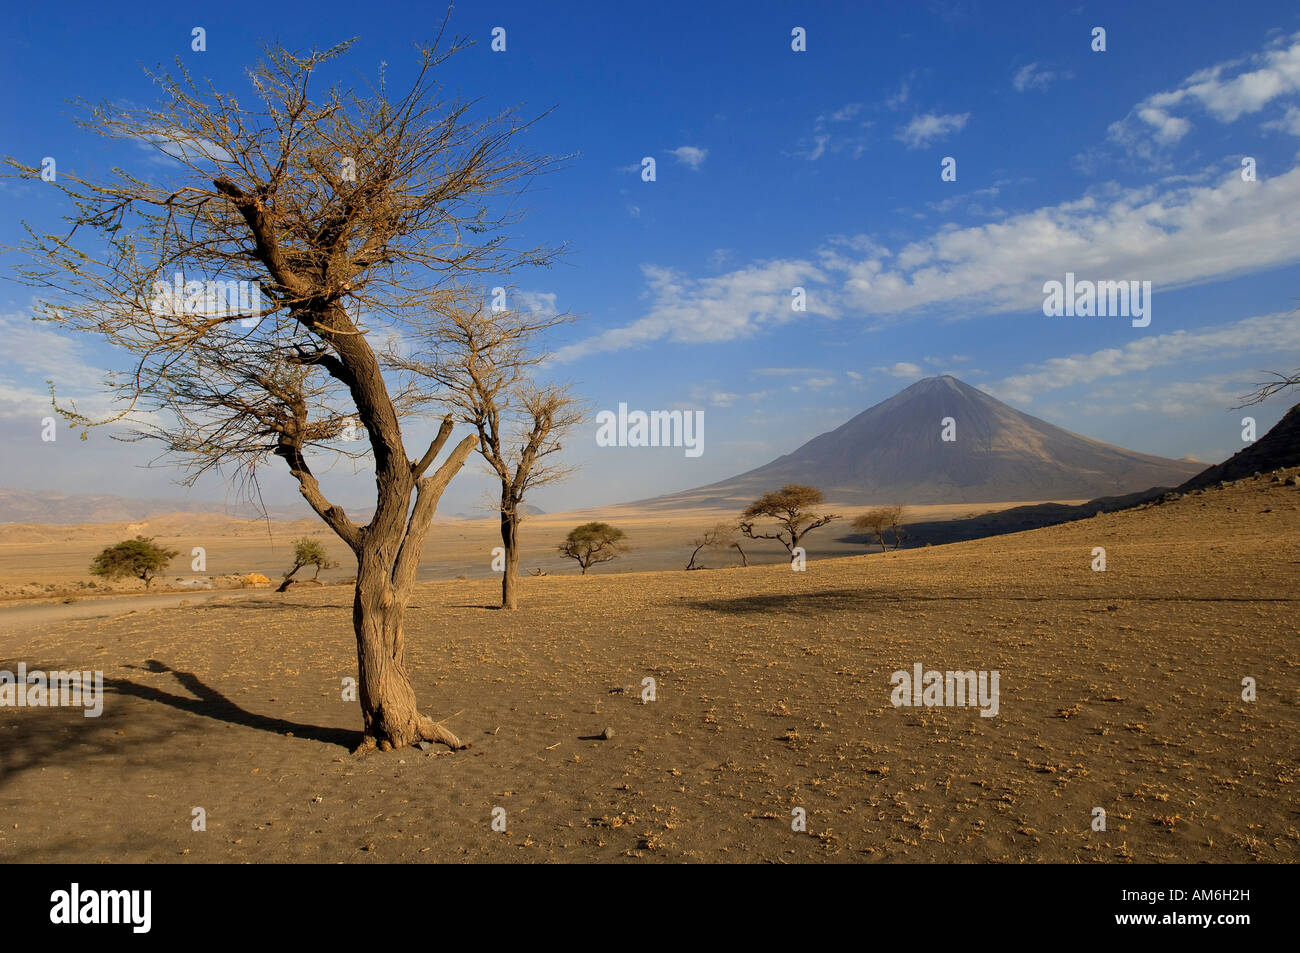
top-left (646, 376), bottom-right (1203, 506)
top-left (0, 488), bottom-right (314, 525)
top-left (1177, 401), bottom-right (1300, 490)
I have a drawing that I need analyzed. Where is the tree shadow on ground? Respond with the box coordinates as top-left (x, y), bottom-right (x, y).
top-left (689, 590), bottom-right (1299, 615)
top-left (106, 659), bottom-right (356, 749)
top-left (0, 657), bottom-right (185, 791)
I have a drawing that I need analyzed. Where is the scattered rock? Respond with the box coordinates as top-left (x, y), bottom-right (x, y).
top-left (416, 741), bottom-right (434, 751)
top-left (600, 727), bottom-right (614, 740)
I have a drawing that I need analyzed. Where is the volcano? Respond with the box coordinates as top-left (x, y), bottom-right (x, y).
top-left (650, 376), bottom-right (1203, 506)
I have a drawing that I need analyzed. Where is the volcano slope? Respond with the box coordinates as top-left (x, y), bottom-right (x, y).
top-left (648, 375), bottom-right (1203, 508)
top-left (1, 469), bottom-right (1296, 863)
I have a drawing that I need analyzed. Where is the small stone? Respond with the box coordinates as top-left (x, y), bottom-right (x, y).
top-left (416, 741), bottom-right (434, 751)
top-left (600, 727), bottom-right (614, 740)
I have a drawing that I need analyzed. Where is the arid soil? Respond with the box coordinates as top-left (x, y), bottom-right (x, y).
top-left (0, 499), bottom-right (1045, 601)
top-left (0, 473), bottom-right (1296, 862)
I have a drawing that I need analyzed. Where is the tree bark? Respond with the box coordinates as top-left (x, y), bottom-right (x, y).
top-left (686, 543), bottom-right (706, 570)
top-left (345, 419), bottom-right (477, 754)
top-left (500, 504), bottom-right (520, 610)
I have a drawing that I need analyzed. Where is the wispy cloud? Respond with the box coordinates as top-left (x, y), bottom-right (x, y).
top-left (796, 105), bottom-right (873, 160)
top-left (895, 112), bottom-right (969, 149)
top-left (552, 261), bottom-right (829, 362)
top-left (1013, 62), bottom-right (1071, 92)
top-left (558, 161), bottom-right (1300, 359)
top-left (1109, 31), bottom-right (1300, 160)
top-left (877, 362), bottom-right (924, 378)
top-left (987, 311), bottom-right (1300, 405)
top-left (667, 145), bottom-right (708, 170)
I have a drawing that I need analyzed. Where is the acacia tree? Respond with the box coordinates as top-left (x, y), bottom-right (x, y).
top-left (852, 508), bottom-right (891, 553)
top-left (278, 537), bottom-right (338, 590)
top-left (739, 484), bottom-right (839, 555)
top-left (90, 536), bottom-right (179, 588)
top-left (559, 522), bottom-right (626, 574)
top-left (852, 505), bottom-right (905, 552)
top-left (6, 36), bottom-right (563, 753)
top-left (397, 292), bottom-right (582, 609)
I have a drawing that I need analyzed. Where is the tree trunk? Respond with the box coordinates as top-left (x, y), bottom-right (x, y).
top-left (352, 550), bottom-right (465, 753)
top-left (345, 418), bottom-right (477, 754)
top-left (686, 543), bottom-right (705, 570)
top-left (500, 503), bottom-right (519, 610)
top-left (732, 542), bottom-right (748, 567)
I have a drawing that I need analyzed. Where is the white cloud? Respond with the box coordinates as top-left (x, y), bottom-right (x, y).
top-left (1264, 105), bottom-right (1300, 136)
top-left (753, 367), bottom-right (824, 377)
top-left (552, 261), bottom-right (829, 362)
top-left (1013, 63), bottom-right (1071, 92)
top-left (800, 134), bottom-right (830, 161)
top-left (517, 290), bottom-right (558, 316)
top-left (558, 161), bottom-right (1300, 359)
top-left (797, 105), bottom-right (873, 161)
top-left (884, 76), bottom-right (913, 111)
top-left (1110, 31), bottom-right (1300, 159)
top-left (986, 311), bottom-right (1300, 405)
top-left (878, 362), bottom-right (924, 378)
top-left (924, 184), bottom-right (1006, 218)
top-left (838, 166), bottom-right (1300, 317)
top-left (667, 146), bottom-right (708, 170)
top-left (895, 112), bottom-right (969, 149)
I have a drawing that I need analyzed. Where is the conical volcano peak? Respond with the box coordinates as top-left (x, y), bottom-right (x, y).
top-left (649, 377), bottom-right (1203, 506)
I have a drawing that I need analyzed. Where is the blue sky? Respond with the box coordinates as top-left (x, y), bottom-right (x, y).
top-left (3, 0), bottom-right (1300, 514)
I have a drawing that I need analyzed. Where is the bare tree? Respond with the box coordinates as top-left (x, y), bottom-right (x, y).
top-left (685, 522), bottom-right (736, 570)
top-left (732, 540), bottom-right (749, 567)
top-left (739, 484), bottom-right (838, 555)
top-left (4, 35), bottom-right (564, 753)
top-left (1236, 369), bottom-right (1300, 406)
top-left (396, 292), bottom-right (582, 609)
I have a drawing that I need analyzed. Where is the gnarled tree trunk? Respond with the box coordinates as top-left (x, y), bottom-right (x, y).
top-left (328, 411), bottom-right (477, 754)
top-left (500, 502), bottom-right (520, 610)
top-left (352, 556), bottom-right (462, 751)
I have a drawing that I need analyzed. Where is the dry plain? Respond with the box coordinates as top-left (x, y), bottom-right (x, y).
top-left (0, 474), bottom-right (1296, 862)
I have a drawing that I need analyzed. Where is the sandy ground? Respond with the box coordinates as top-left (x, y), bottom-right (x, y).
top-left (0, 474), bottom-right (1296, 862)
top-left (0, 499), bottom-right (1045, 600)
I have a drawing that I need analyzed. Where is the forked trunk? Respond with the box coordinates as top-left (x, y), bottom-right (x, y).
top-left (353, 552), bottom-right (465, 752)
top-left (346, 420), bottom-right (478, 754)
